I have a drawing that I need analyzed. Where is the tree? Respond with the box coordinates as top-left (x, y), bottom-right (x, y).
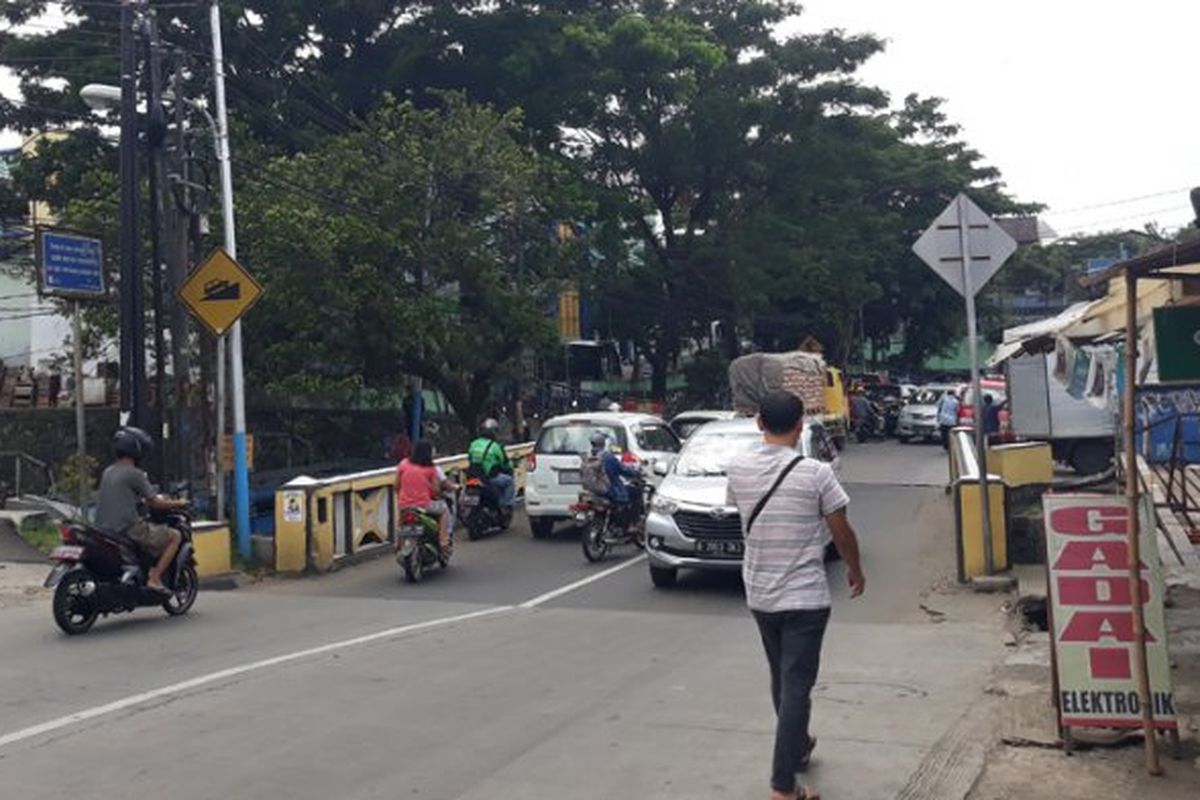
top-left (237, 95), bottom-right (578, 429)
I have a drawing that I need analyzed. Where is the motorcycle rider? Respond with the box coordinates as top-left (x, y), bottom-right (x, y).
top-left (93, 428), bottom-right (188, 593)
top-left (588, 431), bottom-right (644, 524)
top-left (396, 439), bottom-right (454, 557)
top-left (467, 418), bottom-right (515, 510)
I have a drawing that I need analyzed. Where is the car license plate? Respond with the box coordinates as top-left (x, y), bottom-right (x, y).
top-left (696, 540), bottom-right (743, 556)
top-left (558, 469), bottom-right (581, 485)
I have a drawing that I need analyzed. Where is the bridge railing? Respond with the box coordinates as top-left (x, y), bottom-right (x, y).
top-left (273, 443), bottom-right (535, 572)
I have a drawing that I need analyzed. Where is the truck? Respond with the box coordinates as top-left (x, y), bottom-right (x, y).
top-left (1005, 351), bottom-right (1114, 475)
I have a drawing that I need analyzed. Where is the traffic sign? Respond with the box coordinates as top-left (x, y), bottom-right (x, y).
top-left (178, 248), bottom-right (264, 336)
top-left (912, 194), bottom-right (1017, 297)
top-left (36, 228), bottom-right (105, 298)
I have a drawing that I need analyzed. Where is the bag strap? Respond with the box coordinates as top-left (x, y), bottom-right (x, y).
top-left (746, 455), bottom-right (804, 534)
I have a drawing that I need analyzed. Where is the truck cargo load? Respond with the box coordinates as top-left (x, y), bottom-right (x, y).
top-left (729, 351), bottom-right (828, 416)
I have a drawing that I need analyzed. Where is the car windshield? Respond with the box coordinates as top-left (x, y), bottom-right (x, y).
top-left (636, 424), bottom-right (681, 453)
top-left (911, 388), bottom-right (944, 405)
top-left (674, 431), bottom-right (761, 477)
top-left (673, 419), bottom-right (708, 439)
top-left (536, 423), bottom-right (625, 455)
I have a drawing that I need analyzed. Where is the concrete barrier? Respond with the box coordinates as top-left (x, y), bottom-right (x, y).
top-left (273, 443), bottom-right (534, 573)
top-left (949, 428), bottom-right (1010, 582)
top-left (192, 521), bottom-right (232, 578)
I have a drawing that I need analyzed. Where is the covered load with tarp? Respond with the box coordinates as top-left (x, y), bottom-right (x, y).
top-left (729, 351), bottom-right (828, 416)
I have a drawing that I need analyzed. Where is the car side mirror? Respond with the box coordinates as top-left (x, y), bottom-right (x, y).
top-left (653, 460), bottom-right (669, 477)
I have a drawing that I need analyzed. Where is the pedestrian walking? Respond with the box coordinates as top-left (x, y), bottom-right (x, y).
top-left (727, 390), bottom-right (866, 800)
top-left (936, 388), bottom-right (960, 450)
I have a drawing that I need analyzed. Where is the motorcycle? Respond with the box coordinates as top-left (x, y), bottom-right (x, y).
top-left (44, 508), bottom-right (198, 636)
top-left (458, 475), bottom-right (513, 540)
top-left (853, 401), bottom-right (886, 442)
top-left (396, 506), bottom-right (449, 583)
top-left (574, 475), bottom-right (653, 563)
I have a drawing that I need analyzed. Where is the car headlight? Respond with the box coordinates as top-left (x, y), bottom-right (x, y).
top-left (650, 495), bottom-right (679, 515)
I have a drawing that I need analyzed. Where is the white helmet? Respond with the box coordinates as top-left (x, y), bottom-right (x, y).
top-left (481, 418), bottom-right (500, 435)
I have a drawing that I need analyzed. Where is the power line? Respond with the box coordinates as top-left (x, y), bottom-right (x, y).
top-left (1051, 186), bottom-right (1195, 216)
top-left (1051, 204), bottom-right (1194, 238)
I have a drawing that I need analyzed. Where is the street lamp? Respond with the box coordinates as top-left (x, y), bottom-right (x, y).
top-left (79, 83), bottom-right (121, 112)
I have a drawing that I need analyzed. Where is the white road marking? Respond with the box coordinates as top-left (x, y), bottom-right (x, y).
top-left (519, 554), bottom-right (648, 609)
top-left (0, 552), bottom-right (648, 750)
top-left (0, 606), bottom-right (511, 751)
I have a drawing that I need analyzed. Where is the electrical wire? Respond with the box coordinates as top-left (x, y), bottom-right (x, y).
top-left (1051, 186), bottom-right (1195, 216)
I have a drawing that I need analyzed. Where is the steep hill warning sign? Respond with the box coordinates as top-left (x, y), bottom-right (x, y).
top-left (1043, 494), bottom-right (1176, 735)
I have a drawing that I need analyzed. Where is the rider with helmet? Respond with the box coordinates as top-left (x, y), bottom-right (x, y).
top-left (589, 430), bottom-right (643, 518)
top-left (467, 418), bottom-right (515, 509)
top-left (93, 428), bottom-right (188, 593)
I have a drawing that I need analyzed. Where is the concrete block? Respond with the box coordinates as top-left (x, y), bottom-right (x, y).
top-left (971, 574), bottom-right (1017, 593)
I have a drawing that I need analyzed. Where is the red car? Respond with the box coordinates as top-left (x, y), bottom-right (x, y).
top-left (956, 379), bottom-right (1013, 443)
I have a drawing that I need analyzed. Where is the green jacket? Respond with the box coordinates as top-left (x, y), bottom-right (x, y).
top-left (467, 437), bottom-right (512, 477)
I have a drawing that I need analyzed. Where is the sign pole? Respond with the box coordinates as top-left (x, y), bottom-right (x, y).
top-left (72, 300), bottom-right (87, 517)
top-left (210, 0), bottom-right (251, 561)
top-left (1123, 268), bottom-right (1160, 774)
top-left (956, 196), bottom-right (995, 575)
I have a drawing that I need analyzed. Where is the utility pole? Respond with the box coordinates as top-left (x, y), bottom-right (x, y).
top-left (145, 8), bottom-right (168, 478)
top-left (118, 0), bottom-right (144, 429)
top-left (168, 64), bottom-right (195, 489)
top-left (210, 1), bottom-right (251, 559)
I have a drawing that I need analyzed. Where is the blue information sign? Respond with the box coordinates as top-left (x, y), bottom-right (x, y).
top-left (38, 229), bottom-right (105, 298)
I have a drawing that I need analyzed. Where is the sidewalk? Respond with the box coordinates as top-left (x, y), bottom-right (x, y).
top-left (0, 560), bottom-right (49, 610)
top-left (968, 570), bottom-right (1200, 798)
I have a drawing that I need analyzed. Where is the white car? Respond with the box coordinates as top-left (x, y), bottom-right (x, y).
top-left (524, 411), bottom-right (682, 538)
top-left (669, 409), bottom-right (739, 440)
top-left (644, 417), bottom-right (841, 588)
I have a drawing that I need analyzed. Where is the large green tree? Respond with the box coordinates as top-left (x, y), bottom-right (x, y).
top-left (237, 95), bottom-right (578, 428)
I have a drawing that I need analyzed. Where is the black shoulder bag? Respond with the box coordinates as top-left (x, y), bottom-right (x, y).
top-left (745, 456), bottom-right (804, 534)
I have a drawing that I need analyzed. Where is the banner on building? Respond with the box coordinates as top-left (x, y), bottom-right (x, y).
top-left (1043, 494), bottom-right (1176, 734)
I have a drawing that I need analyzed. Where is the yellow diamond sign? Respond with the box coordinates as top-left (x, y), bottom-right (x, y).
top-left (178, 248), bottom-right (264, 336)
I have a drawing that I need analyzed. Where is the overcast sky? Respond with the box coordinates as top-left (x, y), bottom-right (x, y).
top-left (783, 0), bottom-right (1199, 238)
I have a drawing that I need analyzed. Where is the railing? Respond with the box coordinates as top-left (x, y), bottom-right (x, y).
top-left (0, 451), bottom-right (56, 502)
top-left (273, 442), bottom-right (535, 572)
top-left (946, 427), bottom-right (1008, 581)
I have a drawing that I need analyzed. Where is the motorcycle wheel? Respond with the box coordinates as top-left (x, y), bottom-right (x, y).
top-left (52, 569), bottom-right (99, 636)
top-left (163, 564), bottom-right (199, 616)
top-left (855, 427), bottom-right (870, 443)
top-left (402, 550), bottom-right (425, 583)
top-left (582, 517), bottom-right (610, 563)
top-left (465, 509), bottom-right (484, 541)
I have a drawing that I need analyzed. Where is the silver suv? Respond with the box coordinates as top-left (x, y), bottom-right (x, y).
top-left (644, 417), bottom-right (840, 588)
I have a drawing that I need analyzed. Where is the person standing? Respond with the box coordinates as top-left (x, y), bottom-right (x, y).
top-left (727, 390), bottom-right (866, 800)
top-left (936, 388), bottom-right (961, 450)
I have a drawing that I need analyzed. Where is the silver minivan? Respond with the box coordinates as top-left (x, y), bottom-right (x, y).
top-left (524, 412), bottom-right (681, 538)
top-left (644, 417), bottom-right (840, 587)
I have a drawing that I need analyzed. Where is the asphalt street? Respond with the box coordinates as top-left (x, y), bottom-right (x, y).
top-left (0, 440), bottom-right (1006, 799)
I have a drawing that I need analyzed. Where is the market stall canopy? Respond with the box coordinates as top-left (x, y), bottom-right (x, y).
top-left (987, 302), bottom-right (1099, 367)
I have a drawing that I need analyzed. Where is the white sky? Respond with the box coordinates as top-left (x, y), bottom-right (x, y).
top-left (784, 0), bottom-right (1200, 238)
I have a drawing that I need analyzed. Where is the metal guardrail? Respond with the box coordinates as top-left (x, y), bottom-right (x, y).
top-left (273, 442), bottom-right (535, 572)
top-left (0, 451), bottom-right (56, 502)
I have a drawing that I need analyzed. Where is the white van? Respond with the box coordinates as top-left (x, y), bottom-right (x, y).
top-left (524, 412), bottom-right (681, 538)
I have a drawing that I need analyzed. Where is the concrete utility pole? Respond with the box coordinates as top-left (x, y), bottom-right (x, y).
top-left (145, 8), bottom-right (168, 479)
top-left (118, 0), bottom-right (144, 429)
top-left (210, 0), bottom-right (252, 558)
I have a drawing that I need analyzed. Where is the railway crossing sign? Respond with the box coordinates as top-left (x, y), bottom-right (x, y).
top-left (913, 194), bottom-right (1018, 297)
top-left (178, 247), bottom-right (264, 336)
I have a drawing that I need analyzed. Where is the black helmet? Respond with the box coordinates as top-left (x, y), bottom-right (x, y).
top-left (113, 427), bottom-right (154, 462)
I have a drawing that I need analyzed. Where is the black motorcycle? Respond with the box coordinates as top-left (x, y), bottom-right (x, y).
top-left (575, 475), bottom-right (652, 563)
top-left (854, 403), bottom-right (886, 442)
top-left (458, 474), bottom-right (513, 540)
top-left (44, 508), bottom-right (198, 635)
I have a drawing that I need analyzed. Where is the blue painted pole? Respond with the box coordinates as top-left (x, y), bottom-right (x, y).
top-left (232, 430), bottom-right (251, 560)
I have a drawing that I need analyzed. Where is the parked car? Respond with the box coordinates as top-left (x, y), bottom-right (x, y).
top-left (525, 411), bottom-right (681, 539)
top-left (669, 409), bottom-right (739, 440)
top-left (644, 417), bottom-right (840, 588)
top-left (896, 384), bottom-right (958, 443)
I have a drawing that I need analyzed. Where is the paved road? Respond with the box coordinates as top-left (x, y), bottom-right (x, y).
top-left (0, 441), bottom-right (1004, 800)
